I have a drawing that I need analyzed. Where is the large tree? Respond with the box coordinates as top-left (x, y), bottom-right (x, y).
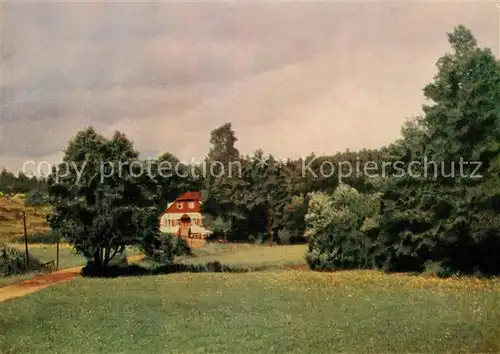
top-left (206, 122), bottom-right (240, 168)
top-left (47, 127), bottom-right (163, 267)
top-left (377, 25), bottom-right (500, 274)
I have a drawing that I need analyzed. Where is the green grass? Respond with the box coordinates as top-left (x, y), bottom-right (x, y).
top-left (1, 244), bottom-right (499, 353)
top-left (182, 244), bottom-right (307, 268)
top-left (1, 270), bottom-right (499, 353)
top-left (0, 273), bottom-right (37, 287)
top-left (0, 244), bottom-right (143, 287)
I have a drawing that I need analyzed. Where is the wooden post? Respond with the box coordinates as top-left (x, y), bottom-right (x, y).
top-left (22, 210), bottom-right (29, 268)
top-left (56, 235), bottom-right (60, 270)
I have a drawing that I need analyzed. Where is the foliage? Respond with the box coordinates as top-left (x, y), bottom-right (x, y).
top-left (0, 169), bottom-right (47, 194)
top-left (206, 216), bottom-right (232, 241)
top-left (376, 25), bottom-right (500, 274)
top-left (25, 189), bottom-right (48, 206)
top-left (143, 233), bottom-right (192, 264)
top-left (206, 122), bottom-right (240, 169)
top-left (46, 127), bottom-right (164, 268)
top-left (305, 184), bottom-right (380, 270)
top-left (151, 152), bottom-right (203, 206)
top-left (0, 243), bottom-right (43, 276)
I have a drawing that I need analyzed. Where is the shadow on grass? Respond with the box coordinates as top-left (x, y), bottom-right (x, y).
top-left (81, 261), bottom-right (255, 278)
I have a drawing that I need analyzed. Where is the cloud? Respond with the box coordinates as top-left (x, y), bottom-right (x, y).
top-left (1, 1), bottom-right (498, 173)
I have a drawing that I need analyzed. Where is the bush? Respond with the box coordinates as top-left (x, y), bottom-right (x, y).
top-left (144, 234), bottom-right (192, 265)
top-left (277, 229), bottom-right (306, 245)
top-left (304, 184), bottom-right (380, 271)
top-left (248, 233), bottom-right (266, 244)
top-left (423, 261), bottom-right (461, 278)
top-left (81, 261), bottom-right (249, 277)
top-left (0, 243), bottom-right (43, 276)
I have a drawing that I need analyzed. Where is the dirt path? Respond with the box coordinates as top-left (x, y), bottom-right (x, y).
top-left (0, 255), bottom-right (144, 303)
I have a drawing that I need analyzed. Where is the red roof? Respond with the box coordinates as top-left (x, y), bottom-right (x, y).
top-left (164, 191), bottom-right (202, 214)
top-left (176, 191), bottom-right (201, 201)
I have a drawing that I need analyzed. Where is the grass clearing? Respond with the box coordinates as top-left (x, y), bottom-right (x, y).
top-left (1, 244), bottom-right (499, 353)
top-left (180, 243), bottom-right (307, 268)
top-left (0, 269), bottom-right (498, 353)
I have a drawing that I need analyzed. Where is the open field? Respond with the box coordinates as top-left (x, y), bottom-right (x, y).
top-left (1, 244), bottom-right (499, 353)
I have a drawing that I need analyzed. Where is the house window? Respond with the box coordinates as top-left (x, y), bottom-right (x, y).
top-left (188, 201), bottom-right (195, 209)
top-left (177, 202), bottom-right (183, 209)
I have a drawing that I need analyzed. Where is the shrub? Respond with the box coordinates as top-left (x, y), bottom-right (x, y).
top-left (0, 243), bottom-right (43, 276)
top-left (144, 234), bottom-right (192, 265)
top-left (304, 184), bottom-right (380, 270)
top-left (277, 228), bottom-right (306, 245)
top-left (81, 261), bottom-right (249, 277)
top-left (248, 233), bottom-right (266, 244)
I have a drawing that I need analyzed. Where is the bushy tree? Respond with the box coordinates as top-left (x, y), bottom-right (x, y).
top-left (305, 183), bottom-right (379, 270)
top-left (25, 189), bottom-right (48, 215)
top-left (47, 127), bottom-right (165, 268)
top-left (145, 233), bottom-right (192, 264)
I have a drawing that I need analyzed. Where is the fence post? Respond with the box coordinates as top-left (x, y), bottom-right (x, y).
top-left (56, 235), bottom-right (60, 270)
top-left (22, 210), bottom-right (29, 269)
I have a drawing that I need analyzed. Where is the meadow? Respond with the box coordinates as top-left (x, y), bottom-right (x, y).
top-left (1, 244), bottom-right (499, 353)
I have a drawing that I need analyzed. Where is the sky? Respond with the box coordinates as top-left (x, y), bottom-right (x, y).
top-left (1, 1), bottom-right (498, 175)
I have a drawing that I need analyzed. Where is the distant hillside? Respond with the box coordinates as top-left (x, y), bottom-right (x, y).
top-left (0, 196), bottom-right (50, 242)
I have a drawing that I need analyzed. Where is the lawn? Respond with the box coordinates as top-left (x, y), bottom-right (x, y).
top-left (180, 243), bottom-right (307, 268)
top-left (0, 244), bottom-right (499, 353)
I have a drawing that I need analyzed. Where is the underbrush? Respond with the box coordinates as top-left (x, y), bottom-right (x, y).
top-left (0, 243), bottom-right (43, 276)
top-left (81, 261), bottom-right (250, 277)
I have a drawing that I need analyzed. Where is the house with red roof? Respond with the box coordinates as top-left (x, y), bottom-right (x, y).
top-left (160, 191), bottom-right (211, 238)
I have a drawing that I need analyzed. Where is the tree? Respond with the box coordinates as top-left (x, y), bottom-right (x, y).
top-left (206, 122), bottom-right (240, 169)
top-left (245, 152), bottom-right (291, 246)
top-left (377, 25), bottom-right (500, 274)
top-left (25, 189), bottom-right (48, 216)
top-left (47, 127), bottom-right (164, 268)
top-left (209, 216), bottom-right (232, 242)
top-left (304, 183), bottom-right (379, 270)
top-left (151, 152), bottom-right (203, 205)
top-left (201, 122), bottom-right (243, 239)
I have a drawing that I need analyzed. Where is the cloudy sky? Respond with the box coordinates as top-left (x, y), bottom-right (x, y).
top-left (1, 1), bottom-right (498, 174)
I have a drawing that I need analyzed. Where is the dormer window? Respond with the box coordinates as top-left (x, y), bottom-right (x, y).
top-left (177, 202), bottom-right (183, 209)
top-left (188, 201), bottom-right (195, 209)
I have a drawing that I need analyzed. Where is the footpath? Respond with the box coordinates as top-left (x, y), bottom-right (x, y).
top-left (0, 255), bottom-right (144, 302)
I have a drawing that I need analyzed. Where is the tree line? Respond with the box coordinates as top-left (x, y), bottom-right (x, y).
top-left (0, 169), bottom-right (47, 194)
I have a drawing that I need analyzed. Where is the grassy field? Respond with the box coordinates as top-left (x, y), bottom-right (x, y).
top-left (1, 244), bottom-right (499, 353)
top-left (179, 243), bottom-right (307, 268)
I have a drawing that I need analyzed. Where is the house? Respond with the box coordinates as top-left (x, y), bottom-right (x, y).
top-left (159, 191), bottom-right (212, 238)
